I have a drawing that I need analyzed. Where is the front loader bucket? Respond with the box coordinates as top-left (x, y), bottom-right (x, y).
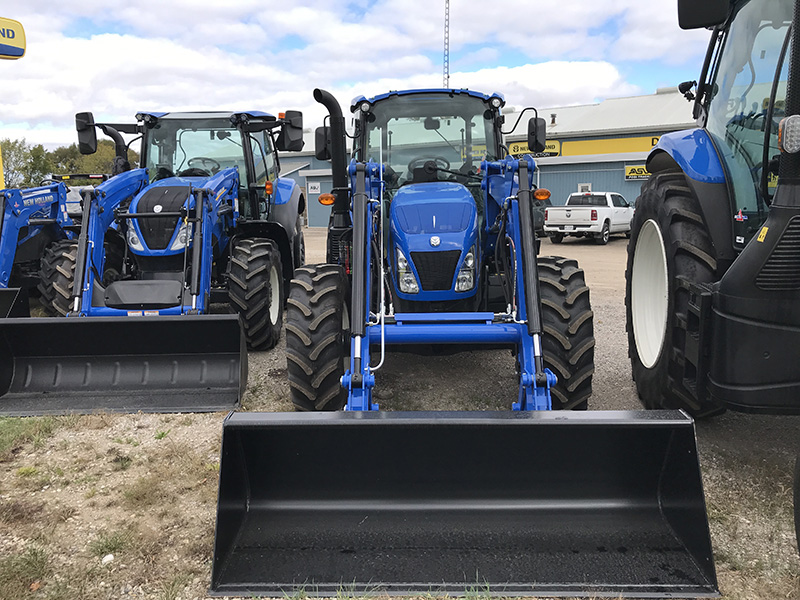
top-left (0, 314), bottom-right (245, 416)
top-left (211, 411), bottom-right (718, 598)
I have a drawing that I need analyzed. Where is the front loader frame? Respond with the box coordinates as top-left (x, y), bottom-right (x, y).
top-left (342, 156), bottom-right (555, 412)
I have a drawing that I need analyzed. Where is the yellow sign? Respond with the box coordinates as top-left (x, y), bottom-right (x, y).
top-left (0, 18), bottom-right (25, 60)
top-left (561, 136), bottom-right (660, 156)
top-left (508, 140), bottom-right (560, 156)
top-left (757, 226), bottom-right (769, 242)
top-left (625, 165), bottom-right (650, 180)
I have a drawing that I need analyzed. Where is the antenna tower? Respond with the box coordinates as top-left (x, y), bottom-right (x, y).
top-left (443, 0), bottom-right (450, 87)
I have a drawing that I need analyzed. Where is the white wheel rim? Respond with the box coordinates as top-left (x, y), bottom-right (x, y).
top-left (269, 265), bottom-right (280, 324)
top-left (631, 219), bottom-right (669, 368)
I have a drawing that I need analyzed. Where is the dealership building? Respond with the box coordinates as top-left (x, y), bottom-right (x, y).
top-left (278, 87), bottom-right (696, 227)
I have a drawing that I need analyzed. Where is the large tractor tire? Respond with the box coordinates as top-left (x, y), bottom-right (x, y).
top-left (38, 239), bottom-right (78, 316)
top-left (229, 238), bottom-right (283, 350)
top-left (285, 264), bottom-right (348, 411)
top-left (625, 170), bottom-right (723, 417)
top-left (538, 255), bottom-right (595, 410)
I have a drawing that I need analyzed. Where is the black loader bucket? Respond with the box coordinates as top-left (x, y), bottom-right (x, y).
top-left (211, 411), bottom-right (718, 598)
top-left (0, 314), bottom-right (245, 416)
top-left (0, 287), bottom-right (29, 318)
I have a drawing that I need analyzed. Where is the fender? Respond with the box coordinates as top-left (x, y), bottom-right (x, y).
top-left (271, 176), bottom-right (302, 240)
top-left (646, 130), bottom-right (737, 272)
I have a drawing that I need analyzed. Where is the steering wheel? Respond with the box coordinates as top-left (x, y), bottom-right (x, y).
top-left (408, 156), bottom-right (450, 173)
top-left (187, 156), bottom-right (221, 173)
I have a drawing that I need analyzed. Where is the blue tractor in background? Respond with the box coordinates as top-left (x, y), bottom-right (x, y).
top-left (0, 109), bottom-right (305, 416)
top-left (0, 181), bottom-right (76, 293)
top-left (210, 88), bottom-right (719, 598)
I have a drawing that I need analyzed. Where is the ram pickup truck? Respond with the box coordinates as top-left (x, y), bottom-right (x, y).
top-left (544, 191), bottom-right (634, 245)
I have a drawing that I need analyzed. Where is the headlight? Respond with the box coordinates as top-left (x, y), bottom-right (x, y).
top-left (169, 223), bottom-right (193, 251)
top-left (395, 248), bottom-right (418, 294)
top-left (127, 222), bottom-right (144, 252)
top-left (455, 245), bottom-right (477, 292)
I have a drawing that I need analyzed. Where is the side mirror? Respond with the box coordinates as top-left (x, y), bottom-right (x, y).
top-left (276, 110), bottom-right (304, 152)
top-left (677, 0), bottom-right (728, 29)
top-left (75, 112), bottom-right (97, 155)
top-left (315, 126), bottom-right (331, 161)
top-left (527, 117), bottom-right (547, 154)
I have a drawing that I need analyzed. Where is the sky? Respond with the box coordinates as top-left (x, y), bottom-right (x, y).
top-left (0, 0), bottom-right (711, 150)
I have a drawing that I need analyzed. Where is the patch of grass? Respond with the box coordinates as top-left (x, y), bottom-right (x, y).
top-left (154, 429), bottom-right (170, 440)
top-left (88, 528), bottom-right (130, 557)
top-left (15, 466), bottom-right (39, 478)
top-left (123, 474), bottom-right (167, 509)
top-left (0, 546), bottom-right (50, 598)
top-left (0, 499), bottom-right (44, 524)
top-left (0, 416), bottom-right (60, 459)
top-left (159, 573), bottom-right (189, 600)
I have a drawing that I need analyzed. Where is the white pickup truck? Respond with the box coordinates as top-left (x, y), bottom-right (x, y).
top-left (544, 192), bottom-right (634, 245)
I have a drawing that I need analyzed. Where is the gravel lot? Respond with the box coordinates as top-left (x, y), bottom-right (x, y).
top-left (0, 226), bottom-right (798, 600)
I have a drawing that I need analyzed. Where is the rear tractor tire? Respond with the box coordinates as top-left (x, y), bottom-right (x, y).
top-left (38, 239), bottom-right (78, 316)
top-left (229, 238), bottom-right (283, 350)
top-left (625, 170), bottom-right (723, 417)
top-left (285, 264), bottom-right (349, 411)
top-left (538, 255), bottom-right (595, 409)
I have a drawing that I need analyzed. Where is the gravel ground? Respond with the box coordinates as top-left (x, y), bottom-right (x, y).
top-left (0, 227), bottom-right (798, 600)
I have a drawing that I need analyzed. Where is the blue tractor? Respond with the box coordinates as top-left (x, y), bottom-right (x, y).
top-left (286, 89), bottom-right (594, 412)
top-left (0, 109), bottom-right (305, 415)
top-left (0, 182), bottom-right (76, 293)
top-left (626, 0), bottom-right (800, 417)
top-left (210, 89), bottom-right (719, 597)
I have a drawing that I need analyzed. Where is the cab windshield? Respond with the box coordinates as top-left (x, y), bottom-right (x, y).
top-left (143, 118), bottom-right (245, 182)
top-left (359, 93), bottom-right (500, 189)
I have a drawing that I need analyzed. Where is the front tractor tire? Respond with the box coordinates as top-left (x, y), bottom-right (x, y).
top-left (229, 238), bottom-right (283, 350)
top-left (38, 239), bottom-right (78, 316)
top-left (625, 170), bottom-right (723, 418)
top-left (538, 256), bottom-right (595, 410)
top-left (285, 264), bottom-right (349, 411)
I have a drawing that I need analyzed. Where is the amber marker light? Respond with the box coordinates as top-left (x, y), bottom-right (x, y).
top-left (264, 181), bottom-right (274, 195)
top-left (534, 188), bottom-right (551, 201)
top-left (319, 193), bottom-right (335, 205)
top-left (279, 112), bottom-right (286, 119)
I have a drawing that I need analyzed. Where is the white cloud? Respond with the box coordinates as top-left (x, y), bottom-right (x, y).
top-left (0, 0), bottom-right (707, 148)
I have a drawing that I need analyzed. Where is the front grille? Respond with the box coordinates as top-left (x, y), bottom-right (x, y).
top-left (410, 250), bottom-right (461, 291)
top-left (135, 186), bottom-right (189, 250)
top-left (756, 217), bottom-right (800, 291)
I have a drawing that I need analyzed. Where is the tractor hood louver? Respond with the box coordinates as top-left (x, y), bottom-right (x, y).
top-left (392, 182), bottom-right (476, 234)
top-left (131, 185), bottom-right (190, 251)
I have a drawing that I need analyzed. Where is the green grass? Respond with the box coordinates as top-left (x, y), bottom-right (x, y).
top-left (0, 417), bottom-right (60, 458)
top-left (0, 546), bottom-right (50, 598)
top-left (88, 529), bottom-right (130, 557)
top-left (154, 429), bottom-right (170, 440)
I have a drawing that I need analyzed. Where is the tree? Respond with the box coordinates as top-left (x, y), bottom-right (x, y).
top-left (1, 137), bottom-right (141, 190)
top-left (1, 138), bottom-right (53, 188)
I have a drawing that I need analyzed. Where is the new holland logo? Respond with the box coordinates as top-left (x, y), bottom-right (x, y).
top-left (430, 236), bottom-right (441, 247)
top-left (0, 18), bottom-right (25, 60)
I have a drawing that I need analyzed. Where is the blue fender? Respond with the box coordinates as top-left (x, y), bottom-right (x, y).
top-left (650, 129), bottom-right (726, 184)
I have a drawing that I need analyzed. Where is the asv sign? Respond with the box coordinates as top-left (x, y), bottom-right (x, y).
top-left (625, 165), bottom-right (650, 181)
top-left (0, 17), bottom-right (25, 59)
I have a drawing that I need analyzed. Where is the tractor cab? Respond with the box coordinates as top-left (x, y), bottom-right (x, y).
top-left (350, 90), bottom-right (507, 311)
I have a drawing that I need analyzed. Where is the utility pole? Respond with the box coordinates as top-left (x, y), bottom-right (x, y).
top-left (443, 0), bottom-right (450, 88)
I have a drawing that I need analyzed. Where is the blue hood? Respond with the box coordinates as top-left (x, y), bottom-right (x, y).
top-left (389, 181), bottom-right (479, 301)
top-left (392, 182), bottom-right (475, 234)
